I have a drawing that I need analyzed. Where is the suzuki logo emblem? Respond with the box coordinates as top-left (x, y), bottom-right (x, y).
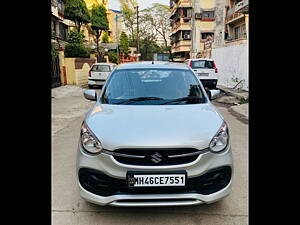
top-left (150, 152), bottom-right (163, 164)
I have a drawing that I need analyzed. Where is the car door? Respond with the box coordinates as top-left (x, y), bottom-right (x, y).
top-left (90, 65), bottom-right (111, 81)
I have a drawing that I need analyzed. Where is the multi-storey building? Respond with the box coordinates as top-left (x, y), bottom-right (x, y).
top-left (192, 0), bottom-right (217, 58)
top-left (84, 0), bottom-right (108, 10)
top-left (211, 0), bottom-right (249, 91)
top-left (169, 0), bottom-right (217, 61)
top-left (82, 0), bottom-right (124, 51)
top-left (51, 0), bottom-right (69, 44)
top-left (169, 0), bottom-right (193, 61)
top-left (82, 0), bottom-right (110, 47)
top-left (224, 0), bottom-right (248, 45)
top-left (106, 9), bottom-right (124, 43)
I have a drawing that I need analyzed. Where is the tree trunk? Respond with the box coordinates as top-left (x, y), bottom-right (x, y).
top-left (76, 21), bottom-right (81, 32)
top-left (96, 30), bottom-right (103, 62)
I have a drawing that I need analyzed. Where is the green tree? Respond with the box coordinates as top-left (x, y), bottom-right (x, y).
top-left (119, 32), bottom-right (129, 55)
top-left (119, 0), bottom-right (138, 46)
top-left (101, 31), bottom-right (110, 43)
top-left (67, 30), bottom-right (85, 44)
top-left (90, 4), bottom-right (109, 62)
top-left (64, 43), bottom-right (90, 58)
top-left (64, 0), bottom-right (90, 32)
top-left (108, 51), bottom-right (119, 64)
top-left (64, 30), bottom-right (89, 58)
top-left (142, 3), bottom-right (172, 60)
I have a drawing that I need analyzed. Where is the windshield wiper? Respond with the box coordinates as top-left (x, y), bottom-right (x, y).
top-left (117, 97), bottom-right (165, 105)
top-left (160, 96), bottom-right (203, 105)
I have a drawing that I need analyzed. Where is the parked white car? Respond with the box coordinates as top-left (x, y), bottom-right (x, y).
top-left (88, 63), bottom-right (117, 88)
top-left (184, 58), bottom-right (218, 89)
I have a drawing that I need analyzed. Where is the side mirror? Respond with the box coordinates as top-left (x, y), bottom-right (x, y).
top-left (84, 90), bottom-right (97, 101)
top-left (208, 89), bottom-right (221, 100)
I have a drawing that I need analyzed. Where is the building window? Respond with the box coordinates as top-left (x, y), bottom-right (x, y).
top-left (201, 11), bottom-right (215, 20)
top-left (234, 26), bottom-right (240, 39)
top-left (59, 22), bottom-right (68, 41)
top-left (182, 31), bottom-right (191, 40)
top-left (201, 32), bottom-right (214, 40)
top-left (233, 24), bottom-right (247, 40)
top-left (182, 8), bottom-right (192, 18)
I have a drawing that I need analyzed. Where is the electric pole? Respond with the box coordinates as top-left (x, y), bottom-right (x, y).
top-left (116, 15), bottom-right (119, 57)
top-left (136, 5), bottom-right (140, 58)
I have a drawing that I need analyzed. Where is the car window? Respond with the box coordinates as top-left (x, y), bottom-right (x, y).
top-left (91, 65), bottom-right (111, 72)
top-left (101, 69), bottom-right (206, 105)
top-left (191, 60), bottom-right (214, 69)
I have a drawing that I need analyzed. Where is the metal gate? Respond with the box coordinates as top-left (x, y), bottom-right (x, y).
top-left (51, 55), bottom-right (61, 88)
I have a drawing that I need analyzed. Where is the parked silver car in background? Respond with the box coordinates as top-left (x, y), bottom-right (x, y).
top-left (88, 63), bottom-right (116, 88)
top-left (77, 62), bottom-right (233, 207)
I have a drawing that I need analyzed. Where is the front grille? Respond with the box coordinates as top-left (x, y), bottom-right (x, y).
top-left (112, 148), bottom-right (209, 166)
top-left (79, 166), bottom-right (232, 197)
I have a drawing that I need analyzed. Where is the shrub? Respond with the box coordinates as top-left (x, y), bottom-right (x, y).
top-left (51, 42), bottom-right (59, 59)
top-left (67, 30), bottom-right (85, 44)
top-left (64, 43), bottom-right (89, 58)
top-left (108, 51), bottom-right (119, 64)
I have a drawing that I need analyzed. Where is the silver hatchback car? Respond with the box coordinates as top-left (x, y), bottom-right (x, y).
top-left (77, 62), bottom-right (233, 207)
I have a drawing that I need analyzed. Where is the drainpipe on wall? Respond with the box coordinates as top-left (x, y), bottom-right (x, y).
top-left (190, 0), bottom-right (195, 58)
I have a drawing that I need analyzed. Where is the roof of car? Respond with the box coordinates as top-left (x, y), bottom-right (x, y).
top-left (116, 61), bottom-right (189, 70)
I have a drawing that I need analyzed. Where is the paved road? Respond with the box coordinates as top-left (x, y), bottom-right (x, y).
top-left (52, 86), bottom-right (248, 225)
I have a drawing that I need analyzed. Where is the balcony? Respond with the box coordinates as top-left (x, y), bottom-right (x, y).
top-left (225, 33), bottom-right (247, 45)
top-left (227, 0), bottom-right (249, 16)
top-left (225, 12), bottom-right (244, 24)
top-left (171, 0), bottom-right (192, 13)
top-left (171, 21), bottom-right (191, 34)
top-left (235, 0), bottom-right (249, 13)
top-left (171, 40), bottom-right (191, 53)
top-left (51, 0), bottom-right (64, 18)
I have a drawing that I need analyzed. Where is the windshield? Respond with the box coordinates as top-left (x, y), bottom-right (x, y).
top-left (191, 60), bottom-right (214, 69)
top-left (101, 69), bottom-right (207, 105)
top-left (92, 65), bottom-right (111, 72)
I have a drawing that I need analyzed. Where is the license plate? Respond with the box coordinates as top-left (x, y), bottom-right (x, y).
top-left (198, 73), bottom-right (209, 76)
top-left (127, 173), bottom-right (186, 187)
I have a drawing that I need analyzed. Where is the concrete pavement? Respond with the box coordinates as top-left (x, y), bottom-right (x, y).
top-left (52, 86), bottom-right (248, 225)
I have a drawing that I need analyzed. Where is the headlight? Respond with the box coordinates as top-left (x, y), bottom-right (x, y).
top-left (209, 122), bottom-right (229, 153)
top-left (80, 122), bottom-right (103, 154)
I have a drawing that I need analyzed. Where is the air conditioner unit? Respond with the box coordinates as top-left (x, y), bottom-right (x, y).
top-left (183, 34), bottom-right (191, 39)
top-left (195, 13), bottom-right (202, 19)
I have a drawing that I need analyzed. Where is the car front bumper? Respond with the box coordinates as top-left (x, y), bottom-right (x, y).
top-left (77, 143), bottom-right (233, 207)
top-left (79, 180), bottom-right (232, 207)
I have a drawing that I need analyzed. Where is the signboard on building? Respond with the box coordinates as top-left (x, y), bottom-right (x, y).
top-left (204, 36), bottom-right (213, 50)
